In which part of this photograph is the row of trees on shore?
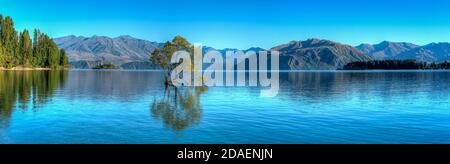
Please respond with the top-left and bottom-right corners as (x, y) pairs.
(0, 15), (69, 69)
(343, 60), (450, 70)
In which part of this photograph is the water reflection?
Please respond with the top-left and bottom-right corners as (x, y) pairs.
(150, 87), (208, 131)
(1, 70), (450, 143)
(62, 71), (164, 100)
(285, 71), (450, 100)
(0, 71), (68, 127)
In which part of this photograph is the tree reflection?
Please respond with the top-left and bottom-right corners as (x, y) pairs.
(150, 86), (208, 131)
(0, 71), (68, 127)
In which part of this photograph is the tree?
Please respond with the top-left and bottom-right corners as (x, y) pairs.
(32, 29), (40, 66)
(150, 42), (174, 84)
(31, 31), (61, 68)
(0, 15), (3, 67)
(0, 15), (66, 69)
(36, 32), (48, 67)
(59, 49), (69, 67)
(0, 16), (19, 66)
(0, 44), (5, 67)
(47, 39), (60, 68)
(19, 29), (33, 66)
(0, 14), (3, 44)
(150, 36), (193, 85)
(172, 35), (191, 50)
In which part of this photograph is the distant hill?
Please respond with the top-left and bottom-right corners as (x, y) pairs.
(396, 43), (450, 62)
(271, 39), (371, 70)
(55, 35), (161, 66)
(356, 41), (418, 60)
(356, 41), (450, 62)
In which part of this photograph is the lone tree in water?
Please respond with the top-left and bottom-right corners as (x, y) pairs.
(150, 36), (193, 86)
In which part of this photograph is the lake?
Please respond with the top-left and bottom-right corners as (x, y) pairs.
(1, 70), (450, 144)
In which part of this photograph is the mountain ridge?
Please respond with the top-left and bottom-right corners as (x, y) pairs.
(271, 39), (371, 70)
(54, 35), (161, 66)
(356, 41), (419, 60)
(356, 41), (450, 62)
(55, 35), (450, 69)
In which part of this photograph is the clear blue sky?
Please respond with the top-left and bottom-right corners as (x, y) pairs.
(1, 0), (450, 49)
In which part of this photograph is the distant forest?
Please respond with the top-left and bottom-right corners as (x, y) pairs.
(0, 15), (69, 69)
(343, 60), (450, 70)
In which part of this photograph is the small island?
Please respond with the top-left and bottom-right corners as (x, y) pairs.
(93, 63), (119, 69)
(0, 15), (69, 70)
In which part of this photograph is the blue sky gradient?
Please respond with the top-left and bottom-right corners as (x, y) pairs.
(1, 0), (450, 49)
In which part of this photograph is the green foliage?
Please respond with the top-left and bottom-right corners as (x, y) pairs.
(92, 63), (119, 69)
(0, 15), (68, 69)
(0, 16), (19, 66)
(172, 35), (191, 50)
(60, 49), (69, 67)
(0, 15), (2, 66)
(32, 29), (39, 66)
(150, 35), (193, 81)
(0, 44), (5, 67)
(19, 30), (33, 66)
(48, 39), (60, 68)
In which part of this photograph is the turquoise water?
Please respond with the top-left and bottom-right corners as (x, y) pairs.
(1, 70), (450, 144)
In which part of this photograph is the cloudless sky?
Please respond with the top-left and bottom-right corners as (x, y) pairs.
(1, 0), (450, 49)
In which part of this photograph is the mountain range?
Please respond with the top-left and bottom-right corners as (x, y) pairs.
(356, 41), (419, 60)
(55, 35), (450, 70)
(54, 35), (161, 68)
(272, 39), (371, 70)
(356, 41), (450, 62)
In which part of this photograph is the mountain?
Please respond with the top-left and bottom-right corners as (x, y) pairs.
(56, 35), (450, 70)
(55, 35), (161, 67)
(356, 41), (418, 60)
(396, 43), (450, 62)
(56, 35), (267, 69)
(271, 39), (371, 70)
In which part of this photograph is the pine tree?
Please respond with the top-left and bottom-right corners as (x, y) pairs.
(0, 14), (3, 45)
(0, 15), (3, 67)
(0, 15), (66, 69)
(0, 16), (19, 67)
(35, 31), (50, 67)
(48, 39), (60, 68)
(59, 49), (69, 67)
(32, 29), (40, 66)
(37, 34), (49, 67)
(19, 30), (33, 66)
(32, 33), (60, 68)
(0, 44), (4, 67)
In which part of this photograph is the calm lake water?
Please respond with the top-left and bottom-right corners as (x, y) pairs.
(1, 70), (449, 144)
